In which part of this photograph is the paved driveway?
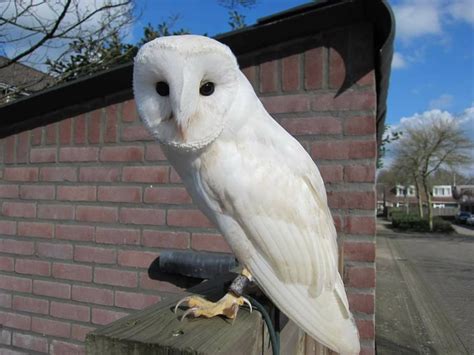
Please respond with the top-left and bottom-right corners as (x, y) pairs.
(376, 222), (474, 354)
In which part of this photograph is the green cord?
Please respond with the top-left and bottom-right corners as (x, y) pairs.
(244, 295), (280, 355)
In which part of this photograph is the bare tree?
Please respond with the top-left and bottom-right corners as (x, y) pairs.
(0, 0), (133, 101)
(393, 114), (473, 230)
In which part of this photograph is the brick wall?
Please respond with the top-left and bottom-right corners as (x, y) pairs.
(0, 23), (376, 354)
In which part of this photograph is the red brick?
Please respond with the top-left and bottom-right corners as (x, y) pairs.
(71, 324), (95, 341)
(94, 268), (137, 287)
(280, 117), (341, 135)
(344, 266), (375, 288)
(17, 131), (29, 163)
(122, 100), (138, 122)
(72, 285), (114, 306)
(344, 116), (376, 135)
(91, 308), (128, 325)
(312, 91), (376, 111)
(20, 185), (54, 200)
(119, 207), (165, 226)
(0, 256), (14, 271)
(0, 239), (34, 255)
(260, 60), (277, 93)
(51, 340), (85, 355)
(345, 216), (376, 235)
(327, 191), (375, 210)
(139, 272), (184, 293)
(311, 140), (376, 160)
(4, 136), (15, 164)
(344, 165), (375, 182)
(95, 227), (140, 245)
(36, 242), (73, 260)
(59, 147), (98, 162)
(356, 319), (375, 339)
(0, 292), (12, 308)
(122, 166), (169, 183)
(31, 127), (42, 146)
(318, 165), (343, 183)
(13, 332), (48, 353)
(329, 47), (346, 89)
(142, 230), (189, 249)
(99, 145), (144, 162)
(170, 168), (182, 183)
(305, 47), (323, 90)
(88, 109), (102, 144)
(3, 167), (38, 181)
(57, 186), (96, 201)
(32, 317), (70, 337)
(344, 242), (375, 262)
(74, 114), (87, 144)
(167, 209), (213, 228)
(0, 311), (31, 330)
(33, 280), (70, 299)
(347, 292), (374, 314)
(51, 301), (90, 322)
(79, 167), (120, 182)
(98, 186), (141, 203)
(145, 144), (166, 161)
(76, 206), (118, 223)
(357, 71), (375, 87)
(260, 95), (310, 114)
(0, 275), (32, 293)
(30, 148), (56, 163)
(52, 263), (92, 282)
(0, 185), (19, 198)
(40, 167), (77, 182)
(15, 258), (50, 276)
(192, 233), (232, 253)
(282, 54), (300, 91)
(105, 105), (118, 143)
(144, 187), (192, 205)
(38, 204), (74, 220)
(115, 291), (160, 310)
(118, 250), (157, 268)
(0, 220), (17, 235)
(59, 118), (72, 144)
(45, 123), (56, 145)
(56, 224), (94, 242)
(74, 245), (116, 264)
(242, 66), (257, 87)
(2, 201), (36, 218)
(13, 295), (49, 315)
(332, 214), (343, 233)
(122, 125), (153, 141)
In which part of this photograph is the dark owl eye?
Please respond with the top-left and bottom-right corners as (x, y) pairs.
(200, 82), (215, 96)
(156, 81), (169, 96)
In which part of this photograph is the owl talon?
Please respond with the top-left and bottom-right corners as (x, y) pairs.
(174, 296), (190, 314)
(174, 293), (250, 320)
(180, 307), (198, 321)
(242, 296), (252, 313)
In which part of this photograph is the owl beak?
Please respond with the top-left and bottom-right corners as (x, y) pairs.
(170, 72), (198, 141)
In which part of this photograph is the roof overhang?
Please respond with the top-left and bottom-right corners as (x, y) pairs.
(0, 0), (394, 141)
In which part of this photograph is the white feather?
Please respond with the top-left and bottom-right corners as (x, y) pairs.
(134, 35), (360, 355)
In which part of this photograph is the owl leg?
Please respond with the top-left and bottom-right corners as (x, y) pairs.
(175, 268), (253, 320)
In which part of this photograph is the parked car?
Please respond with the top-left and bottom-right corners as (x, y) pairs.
(455, 211), (472, 224)
(466, 216), (474, 226)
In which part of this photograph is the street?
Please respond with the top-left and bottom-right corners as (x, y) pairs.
(376, 221), (474, 354)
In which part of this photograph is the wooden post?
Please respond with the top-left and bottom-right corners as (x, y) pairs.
(86, 275), (305, 354)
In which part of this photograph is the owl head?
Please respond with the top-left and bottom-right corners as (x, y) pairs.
(133, 35), (242, 151)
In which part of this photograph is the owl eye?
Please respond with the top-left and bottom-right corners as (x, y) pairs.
(200, 82), (215, 96)
(156, 81), (169, 96)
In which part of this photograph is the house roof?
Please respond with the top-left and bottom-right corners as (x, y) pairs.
(0, 56), (55, 92)
(0, 0), (394, 140)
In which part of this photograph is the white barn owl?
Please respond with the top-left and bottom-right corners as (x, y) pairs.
(133, 35), (360, 355)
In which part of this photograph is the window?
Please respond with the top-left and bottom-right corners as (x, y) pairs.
(433, 186), (452, 197)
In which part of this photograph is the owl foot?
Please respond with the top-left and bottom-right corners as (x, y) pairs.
(174, 292), (252, 321)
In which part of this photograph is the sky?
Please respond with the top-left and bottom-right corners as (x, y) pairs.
(132, 0), (474, 173)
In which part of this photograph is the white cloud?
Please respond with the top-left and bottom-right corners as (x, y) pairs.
(392, 52), (407, 69)
(429, 94), (454, 109)
(446, 0), (474, 25)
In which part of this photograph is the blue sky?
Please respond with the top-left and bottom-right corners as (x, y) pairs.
(132, 0), (474, 171)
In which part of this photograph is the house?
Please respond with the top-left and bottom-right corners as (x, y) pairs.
(0, 57), (54, 104)
(0, 1), (394, 353)
(453, 185), (474, 213)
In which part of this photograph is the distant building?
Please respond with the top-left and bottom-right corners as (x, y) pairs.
(0, 56), (54, 104)
(453, 185), (474, 213)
